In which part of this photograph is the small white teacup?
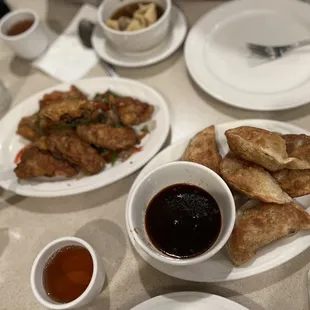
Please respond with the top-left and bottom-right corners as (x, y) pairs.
(0, 8), (48, 60)
(30, 237), (105, 309)
(98, 0), (172, 53)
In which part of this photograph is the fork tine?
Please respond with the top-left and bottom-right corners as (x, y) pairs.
(247, 43), (276, 58)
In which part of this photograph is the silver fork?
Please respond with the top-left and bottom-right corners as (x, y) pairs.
(247, 38), (310, 59)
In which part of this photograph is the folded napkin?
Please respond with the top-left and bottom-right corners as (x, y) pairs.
(33, 4), (98, 83)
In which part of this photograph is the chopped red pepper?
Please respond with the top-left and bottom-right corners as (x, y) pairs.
(14, 144), (32, 164)
(90, 101), (110, 111)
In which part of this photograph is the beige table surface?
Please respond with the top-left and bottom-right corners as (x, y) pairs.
(1, 0), (310, 309)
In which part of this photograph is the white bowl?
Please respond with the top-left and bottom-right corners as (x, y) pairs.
(98, 0), (171, 53)
(30, 237), (105, 309)
(126, 161), (235, 266)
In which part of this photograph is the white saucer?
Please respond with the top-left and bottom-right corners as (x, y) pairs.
(92, 5), (187, 68)
(130, 292), (248, 310)
(185, 0), (310, 111)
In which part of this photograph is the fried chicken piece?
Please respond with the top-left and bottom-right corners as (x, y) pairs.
(181, 125), (222, 174)
(36, 132), (105, 175)
(220, 152), (292, 204)
(117, 97), (154, 126)
(16, 114), (40, 142)
(14, 146), (78, 179)
(39, 100), (96, 124)
(77, 124), (137, 151)
(39, 86), (87, 108)
(227, 200), (310, 266)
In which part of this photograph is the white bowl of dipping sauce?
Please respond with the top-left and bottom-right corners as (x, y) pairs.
(126, 161), (235, 266)
(98, 0), (172, 53)
(30, 237), (105, 309)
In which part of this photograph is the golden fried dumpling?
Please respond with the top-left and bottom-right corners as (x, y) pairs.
(220, 153), (291, 204)
(181, 125), (222, 174)
(134, 3), (157, 26)
(227, 200), (310, 266)
(272, 169), (310, 197)
(282, 134), (310, 169)
(225, 126), (290, 171)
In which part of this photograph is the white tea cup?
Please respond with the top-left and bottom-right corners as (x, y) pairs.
(0, 8), (48, 60)
(30, 237), (105, 309)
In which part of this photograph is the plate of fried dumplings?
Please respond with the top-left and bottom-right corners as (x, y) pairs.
(128, 119), (310, 282)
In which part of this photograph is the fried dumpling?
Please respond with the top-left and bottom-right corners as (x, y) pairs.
(272, 169), (310, 197)
(227, 200), (310, 266)
(181, 125), (222, 174)
(282, 134), (310, 169)
(225, 126), (290, 171)
(220, 153), (291, 204)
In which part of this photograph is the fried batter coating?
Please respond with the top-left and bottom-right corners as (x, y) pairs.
(77, 124), (137, 151)
(39, 86), (87, 108)
(117, 97), (154, 126)
(39, 100), (96, 124)
(16, 114), (40, 142)
(36, 132), (105, 175)
(14, 147), (78, 179)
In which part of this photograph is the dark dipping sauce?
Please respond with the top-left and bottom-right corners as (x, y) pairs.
(43, 245), (93, 303)
(7, 19), (34, 36)
(111, 2), (164, 21)
(145, 184), (221, 258)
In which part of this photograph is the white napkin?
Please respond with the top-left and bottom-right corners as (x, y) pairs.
(33, 4), (98, 83)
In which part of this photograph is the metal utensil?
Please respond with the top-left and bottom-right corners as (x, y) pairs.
(78, 19), (119, 77)
(247, 38), (310, 59)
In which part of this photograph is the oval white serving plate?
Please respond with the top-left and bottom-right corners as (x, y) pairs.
(0, 77), (170, 197)
(130, 291), (248, 310)
(126, 119), (310, 282)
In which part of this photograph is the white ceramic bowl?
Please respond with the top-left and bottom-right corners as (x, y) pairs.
(0, 8), (48, 59)
(30, 237), (105, 309)
(126, 161), (235, 266)
(98, 0), (171, 53)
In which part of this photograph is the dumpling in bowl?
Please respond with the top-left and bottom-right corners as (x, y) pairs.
(134, 3), (158, 26)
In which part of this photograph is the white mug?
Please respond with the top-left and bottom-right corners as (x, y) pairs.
(0, 8), (48, 60)
(30, 237), (105, 309)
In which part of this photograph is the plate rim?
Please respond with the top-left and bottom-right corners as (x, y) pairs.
(130, 291), (249, 310)
(184, 0), (310, 111)
(0, 76), (170, 197)
(91, 5), (188, 68)
(126, 119), (310, 282)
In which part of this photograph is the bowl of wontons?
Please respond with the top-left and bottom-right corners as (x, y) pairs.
(98, 0), (171, 52)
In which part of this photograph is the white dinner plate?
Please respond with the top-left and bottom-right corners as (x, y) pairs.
(130, 292), (248, 310)
(126, 119), (310, 282)
(0, 77), (170, 197)
(185, 0), (310, 111)
(92, 5), (187, 68)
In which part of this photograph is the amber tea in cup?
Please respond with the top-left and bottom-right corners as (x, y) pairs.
(43, 245), (93, 303)
(6, 19), (34, 36)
